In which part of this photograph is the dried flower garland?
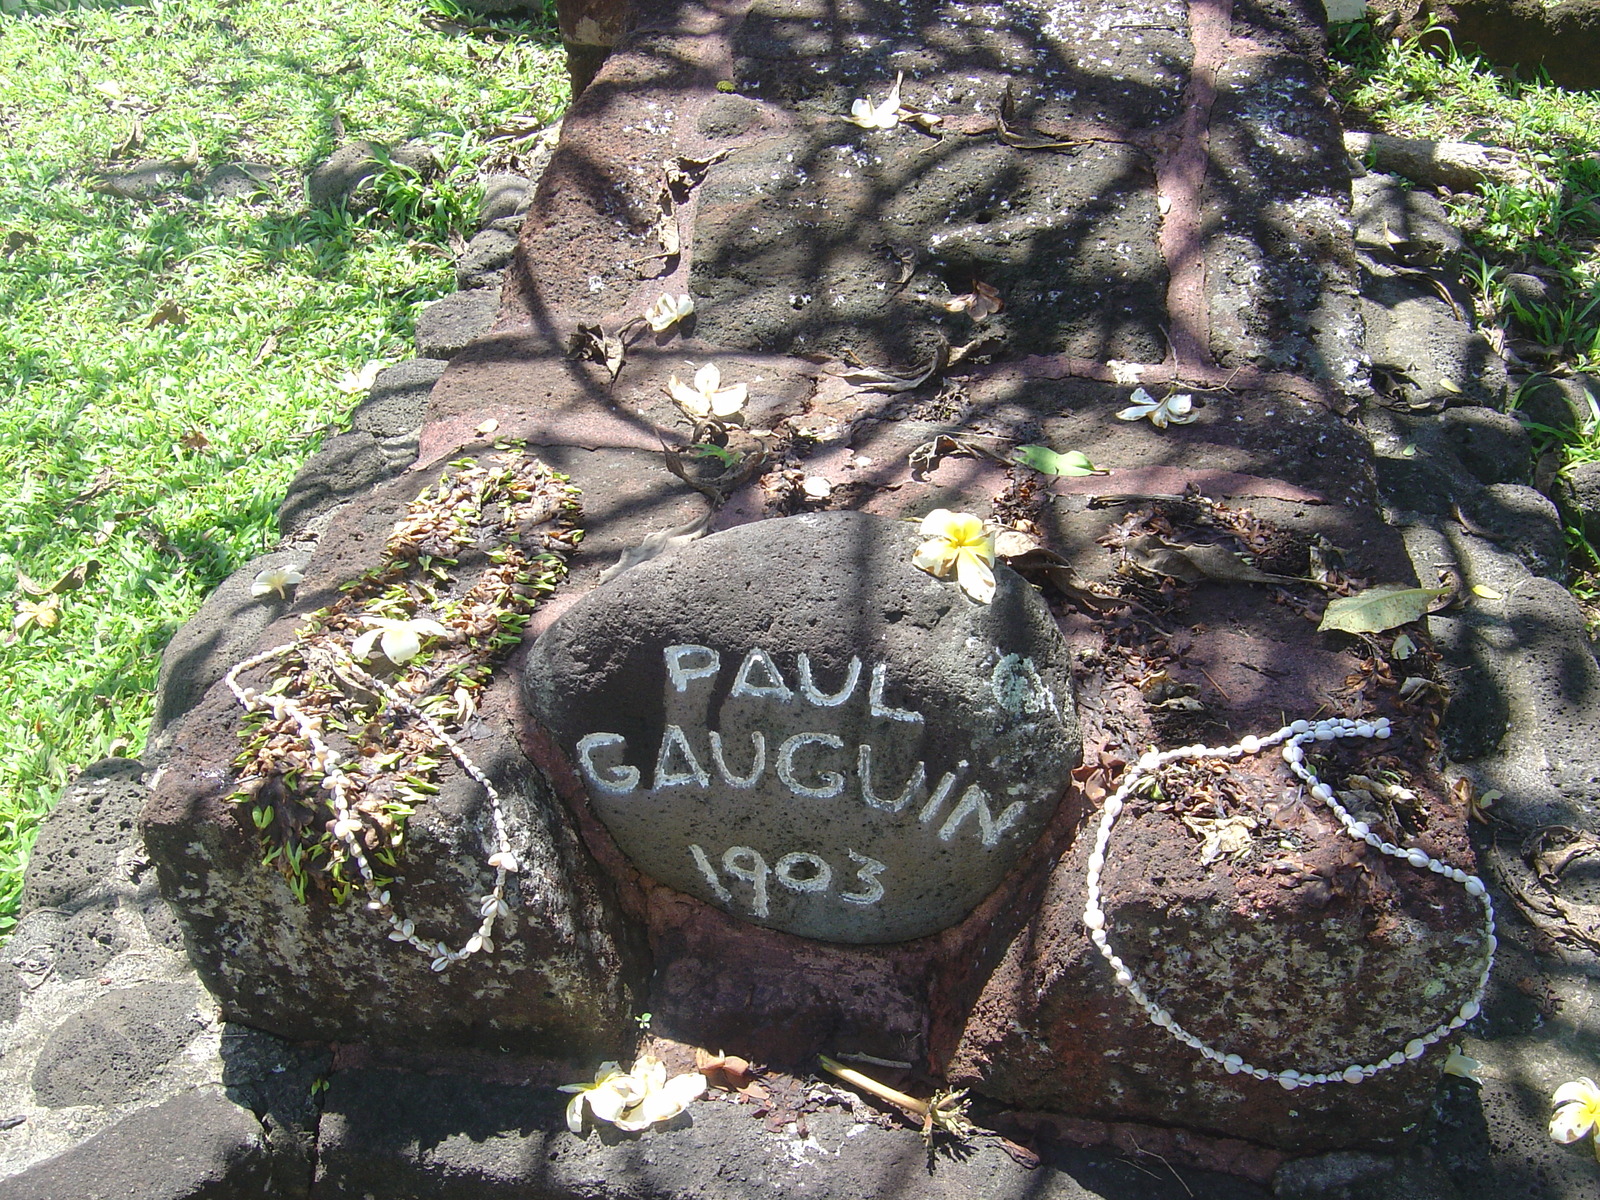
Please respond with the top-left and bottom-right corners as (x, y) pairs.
(225, 450), (580, 969)
(1086, 716), (1495, 1089)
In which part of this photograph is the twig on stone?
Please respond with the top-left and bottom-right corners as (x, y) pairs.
(818, 1055), (975, 1145)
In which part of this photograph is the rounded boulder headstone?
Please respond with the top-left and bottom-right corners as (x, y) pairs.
(523, 511), (1080, 943)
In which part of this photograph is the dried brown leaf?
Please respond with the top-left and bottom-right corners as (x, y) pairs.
(147, 300), (187, 328)
(1128, 536), (1301, 586)
(48, 560), (100, 594)
(567, 324), (626, 383)
(835, 342), (948, 393)
(998, 81), (1081, 150)
(2, 230), (39, 257)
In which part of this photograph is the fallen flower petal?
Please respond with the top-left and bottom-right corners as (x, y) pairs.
(251, 565), (304, 601)
(353, 615), (448, 665)
(621, 1069), (708, 1131)
(644, 293), (695, 332)
(379, 624), (422, 664)
(1116, 386), (1197, 429)
(561, 1056), (706, 1134)
(667, 362), (747, 421)
(848, 71), (903, 130)
(1550, 1077), (1600, 1148)
(560, 1062), (630, 1134)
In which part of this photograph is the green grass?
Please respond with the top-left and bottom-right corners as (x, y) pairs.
(0, 0), (566, 933)
(1329, 18), (1600, 610)
(1330, 18), (1600, 361)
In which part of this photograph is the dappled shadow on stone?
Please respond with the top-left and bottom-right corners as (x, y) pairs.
(129, 0), (1542, 1185)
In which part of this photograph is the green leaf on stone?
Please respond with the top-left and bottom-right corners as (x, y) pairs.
(1317, 584), (1451, 635)
(1012, 445), (1099, 476)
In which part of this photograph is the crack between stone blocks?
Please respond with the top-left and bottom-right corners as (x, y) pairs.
(300, 1084), (326, 1200)
(1155, 0), (1234, 375)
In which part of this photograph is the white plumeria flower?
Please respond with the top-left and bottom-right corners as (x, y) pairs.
(644, 293), (694, 332)
(1550, 1077), (1600, 1158)
(488, 850), (520, 873)
(251, 564), (303, 601)
(559, 1055), (708, 1134)
(667, 363), (747, 422)
(1116, 386), (1198, 429)
(912, 509), (996, 605)
(848, 71), (903, 130)
(351, 615), (448, 665)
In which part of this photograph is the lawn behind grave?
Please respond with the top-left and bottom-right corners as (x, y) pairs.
(0, 0), (566, 933)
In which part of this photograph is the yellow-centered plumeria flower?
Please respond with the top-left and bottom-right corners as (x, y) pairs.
(559, 1054), (708, 1134)
(644, 293), (695, 332)
(848, 71), (903, 130)
(1116, 386), (1197, 429)
(912, 509), (996, 604)
(251, 565), (303, 601)
(668, 363), (747, 422)
(11, 594), (60, 634)
(351, 615), (449, 665)
(1550, 1077), (1600, 1158)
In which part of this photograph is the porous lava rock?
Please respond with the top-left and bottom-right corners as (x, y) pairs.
(690, 134), (1167, 371)
(30, 980), (208, 1109)
(523, 510), (1080, 943)
(305, 139), (439, 210)
(414, 287), (502, 360)
(947, 762), (1488, 1152)
(0, 1089), (277, 1200)
(141, 457), (646, 1057)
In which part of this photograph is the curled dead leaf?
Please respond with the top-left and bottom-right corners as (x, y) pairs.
(48, 560), (101, 594)
(1127, 535), (1300, 586)
(567, 324), (626, 383)
(943, 280), (1004, 321)
(997, 81), (1081, 150)
(834, 342), (947, 393)
(147, 300), (187, 328)
(3, 230), (40, 257)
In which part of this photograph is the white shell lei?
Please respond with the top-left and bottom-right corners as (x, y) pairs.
(1084, 716), (1495, 1090)
(225, 642), (516, 972)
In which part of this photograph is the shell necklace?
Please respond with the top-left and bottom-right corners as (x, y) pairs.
(1085, 716), (1494, 1089)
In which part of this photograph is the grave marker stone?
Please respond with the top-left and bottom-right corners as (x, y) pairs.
(525, 511), (1080, 941)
